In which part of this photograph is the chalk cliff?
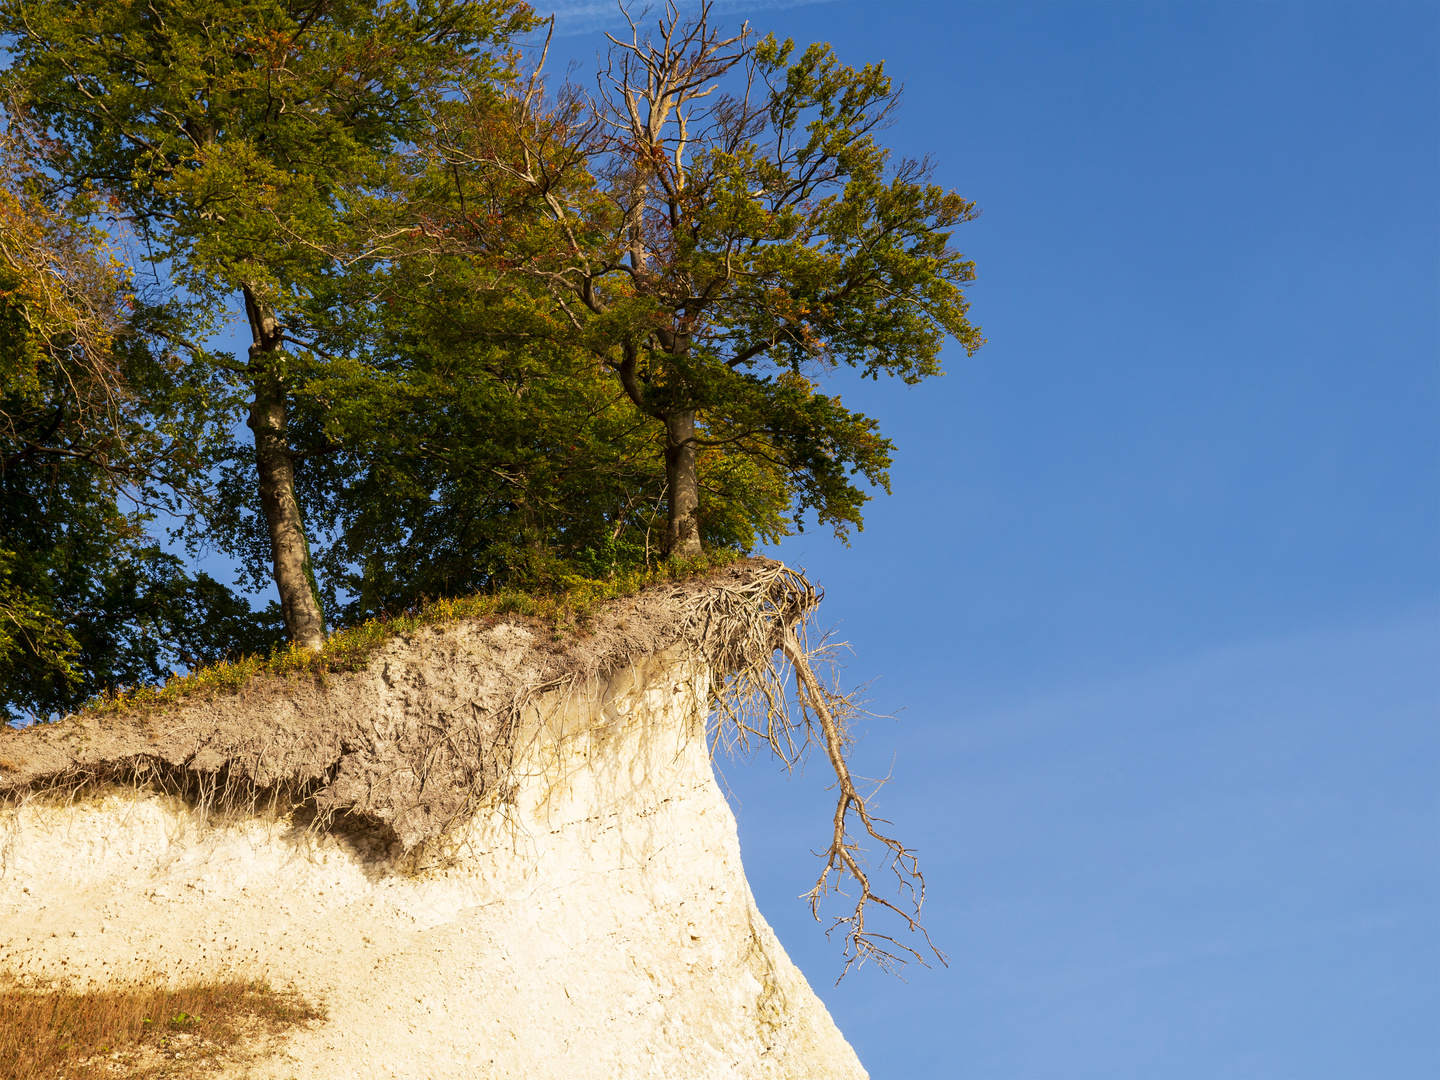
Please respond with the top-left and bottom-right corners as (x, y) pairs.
(0, 562), (866, 1079)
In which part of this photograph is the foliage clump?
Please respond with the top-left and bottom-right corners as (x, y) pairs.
(0, 111), (259, 724)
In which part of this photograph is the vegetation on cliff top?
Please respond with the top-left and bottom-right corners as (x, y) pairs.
(0, 0), (980, 723)
(85, 550), (738, 719)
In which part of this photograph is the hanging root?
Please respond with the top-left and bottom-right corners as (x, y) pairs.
(783, 626), (946, 980)
(692, 562), (946, 980)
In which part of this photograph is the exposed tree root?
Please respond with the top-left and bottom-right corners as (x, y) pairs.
(695, 563), (944, 979)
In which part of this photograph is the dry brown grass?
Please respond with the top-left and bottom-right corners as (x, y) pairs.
(0, 977), (322, 1079)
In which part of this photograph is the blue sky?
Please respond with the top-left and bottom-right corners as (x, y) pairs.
(539, 2), (1438, 1078)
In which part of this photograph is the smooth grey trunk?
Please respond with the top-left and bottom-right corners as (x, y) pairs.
(663, 410), (703, 558)
(244, 287), (326, 651)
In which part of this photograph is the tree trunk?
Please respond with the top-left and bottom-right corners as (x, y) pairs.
(244, 287), (326, 651)
(663, 410), (703, 559)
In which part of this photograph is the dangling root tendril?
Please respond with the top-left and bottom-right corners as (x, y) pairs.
(691, 562), (946, 980)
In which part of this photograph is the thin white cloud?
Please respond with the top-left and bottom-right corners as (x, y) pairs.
(950, 604), (1440, 750)
(541, 0), (837, 38)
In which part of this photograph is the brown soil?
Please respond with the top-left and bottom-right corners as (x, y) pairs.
(0, 559), (810, 854)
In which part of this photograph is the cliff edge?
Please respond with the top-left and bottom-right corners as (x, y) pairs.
(0, 561), (867, 1079)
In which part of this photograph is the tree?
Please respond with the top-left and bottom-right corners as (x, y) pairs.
(0, 0), (533, 647)
(252, 294), (679, 620)
(0, 113), (273, 722)
(284, 182), (795, 616)
(419, 1), (983, 557)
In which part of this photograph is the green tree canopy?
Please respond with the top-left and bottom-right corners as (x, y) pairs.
(0, 115), (272, 722)
(1, 0), (534, 648)
(396, 3), (983, 558)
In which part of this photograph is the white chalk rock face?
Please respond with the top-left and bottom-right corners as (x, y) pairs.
(0, 644), (867, 1080)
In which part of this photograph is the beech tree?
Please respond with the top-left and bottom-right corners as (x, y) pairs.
(289, 200), (795, 616)
(0, 114), (268, 721)
(0, 0), (532, 648)
(419, 2), (983, 556)
(260, 297), (681, 620)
